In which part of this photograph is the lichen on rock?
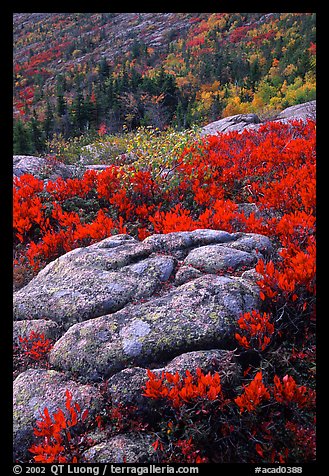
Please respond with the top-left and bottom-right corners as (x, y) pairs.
(13, 228), (276, 462)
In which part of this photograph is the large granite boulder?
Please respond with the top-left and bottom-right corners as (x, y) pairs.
(13, 228), (275, 462)
(201, 100), (316, 136)
(14, 230), (271, 330)
(48, 273), (259, 380)
(201, 113), (260, 136)
(13, 235), (175, 328)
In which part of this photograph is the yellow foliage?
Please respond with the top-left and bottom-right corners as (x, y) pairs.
(222, 96), (251, 117)
(250, 95), (265, 111)
(72, 49), (82, 58)
(269, 96), (283, 108)
(281, 76), (316, 105)
(280, 80), (288, 95)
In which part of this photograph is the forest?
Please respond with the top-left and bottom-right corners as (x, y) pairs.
(13, 13), (316, 155)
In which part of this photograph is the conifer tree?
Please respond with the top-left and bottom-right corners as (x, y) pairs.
(13, 119), (32, 155)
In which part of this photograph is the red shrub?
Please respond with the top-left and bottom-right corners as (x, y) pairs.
(29, 390), (89, 463)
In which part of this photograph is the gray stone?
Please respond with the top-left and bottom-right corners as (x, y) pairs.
(201, 113), (260, 136)
(164, 349), (240, 387)
(108, 367), (149, 409)
(13, 155), (74, 181)
(183, 232), (272, 276)
(241, 268), (264, 283)
(49, 273), (260, 380)
(82, 433), (155, 463)
(13, 369), (103, 461)
(13, 229), (277, 462)
(144, 229), (234, 252)
(200, 100), (316, 137)
(189, 228), (235, 246)
(184, 244), (258, 274)
(13, 319), (61, 345)
(174, 265), (203, 286)
(14, 230), (268, 329)
(143, 232), (195, 260)
(275, 100), (316, 122)
(225, 232), (273, 256)
(13, 237), (175, 328)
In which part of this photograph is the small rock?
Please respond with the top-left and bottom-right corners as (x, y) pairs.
(13, 155), (74, 181)
(184, 244), (258, 274)
(225, 232), (273, 256)
(174, 265), (202, 286)
(13, 369), (103, 461)
(13, 319), (61, 345)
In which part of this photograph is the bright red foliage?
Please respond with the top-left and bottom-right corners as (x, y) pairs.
(17, 331), (53, 362)
(13, 121), (316, 302)
(234, 371), (270, 413)
(13, 119), (316, 465)
(235, 310), (274, 351)
(29, 389), (88, 463)
(143, 367), (222, 409)
(273, 375), (315, 408)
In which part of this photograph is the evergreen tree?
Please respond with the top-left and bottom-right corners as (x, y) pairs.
(105, 75), (114, 109)
(83, 94), (97, 131)
(249, 57), (262, 90)
(200, 56), (213, 82)
(43, 100), (54, 140)
(28, 110), (45, 154)
(175, 101), (186, 130)
(156, 68), (178, 119)
(210, 94), (223, 121)
(13, 119), (32, 155)
(70, 87), (85, 134)
(98, 57), (110, 80)
(56, 93), (66, 117)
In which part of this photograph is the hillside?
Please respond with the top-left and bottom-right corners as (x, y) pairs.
(13, 12), (316, 155)
(12, 13), (317, 467)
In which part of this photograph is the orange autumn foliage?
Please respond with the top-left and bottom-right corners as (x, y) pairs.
(234, 371), (270, 413)
(143, 367), (222, 408)
(273, 375), (315, 408)
(29, 390), (88, 463)
(235, 310), (274, 351)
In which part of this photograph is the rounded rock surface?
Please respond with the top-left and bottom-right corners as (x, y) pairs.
(13, 369), (103, 461)
(83, 432), (155, 463)
(184, 244), (258, 274)
(13, 319), (61, 345)
(49, 274), (259, 380)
